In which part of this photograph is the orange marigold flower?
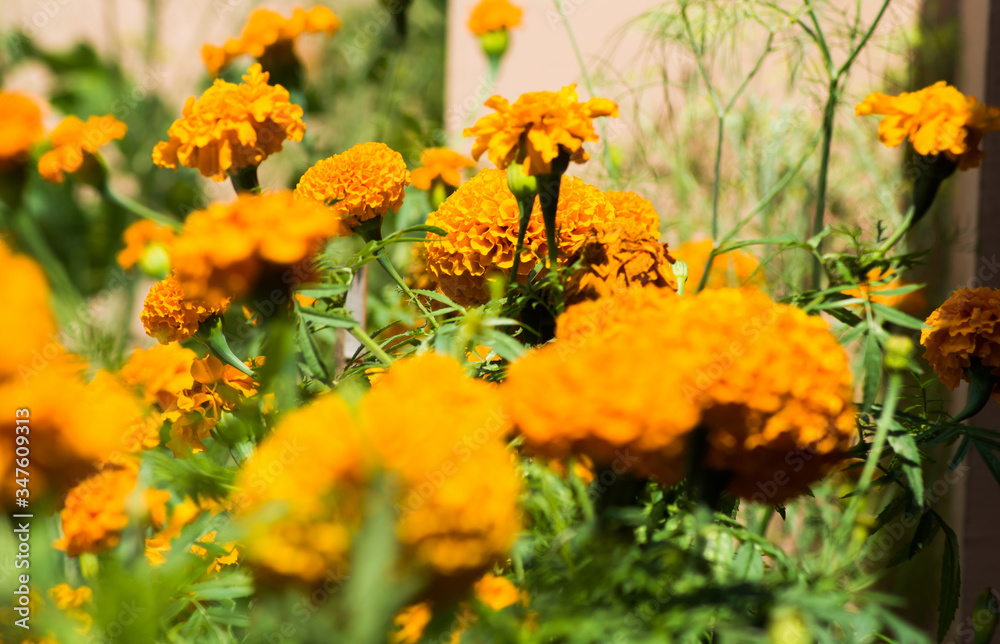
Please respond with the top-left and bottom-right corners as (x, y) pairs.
(141, 274), (228, 344)
(473, 573), (521, 610)
(117, 220), (176, 271)
(921, 287), (1000, 397)
(38, 114), (126, 183)
(604, 190), (661, 237)
(674, 238), (766, 290)
(0, 368), (145, 505)
(0, 239), (57, 383)
(424, 168), (616, 305)
(55, 457), (136, 555)
(0, 91), (44, 168)
(464, 85), (618, 176)
(120, 344), (197, 409)
(468, 0), (523, 35)
(202, 6), (341, 76)
(153, 64), (305, 181)
(170, 191), (344, 309)
(294, 141), (411, 231)
(410, 147), (476, 190)
(504, 288), (855, 501)
(856, 81), (1000, 170)
(362, 353), (521, 589)
(841, 267), (926, 316)
(161, 355), (260, 456)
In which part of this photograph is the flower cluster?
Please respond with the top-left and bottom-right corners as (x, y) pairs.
(464, 85), (618, 175)
(38, 114), (127, 183)
(202, 6), (341, 76)
(153, 64), (305, 181)
(856, 81), (1000, 170)
(921, 287), (1000, 398)
(294, 141), (411, 231)
(0, 91), (43, 168)
(140, 275), (229, 344)
(424, 168), (615, 305)
(468, 0), (523, 35)
(504, 287), (855, 501)
(170, 191), (344, 309)
(238, 353), (520, 593)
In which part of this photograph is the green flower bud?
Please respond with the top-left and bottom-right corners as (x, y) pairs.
(506, 162), (538, 201)
(671, 259), (689, 296)
(479, 28), (510, 59)
(884, 334), (914, 371)
(137, 242), (171, 280)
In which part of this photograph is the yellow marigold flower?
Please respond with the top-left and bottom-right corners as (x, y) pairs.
(202, 6), (341, 76)
(0, 368), (144, 504)
(468, 0), (522, 35)
(38, 115), (126, 183)
(117, 220), (175, 271)
(0, 91), (44, 168)
(363, 353), (521, 587)
(170, 191), (343, 309)
(856, 81), (1000, 170)
(237, 394), (366, 584)
(141, 274), (227, 344)
(840, 267), (926, 316)
(294, 141), (411, 231)
(120, 344), (197, 408)
(0, 239), (57, 383)
(162, 355), (259, 456)
(674, 238), (765, 290)
(411, 147), (476, 190)
(505, 288), (855, 501)
(153, 64), (305, 181)
(424, 168), (616, 305)
(48, 584), (92, 633)
(604, 190), (661, 237)
(464, 85), (618, 176)
(921, 287), (1000, 396)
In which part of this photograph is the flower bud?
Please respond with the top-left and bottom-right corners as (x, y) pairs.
(479, 28), (510, 60)
(506, 162), (538, 201)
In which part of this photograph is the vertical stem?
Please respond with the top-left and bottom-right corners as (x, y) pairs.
(811, 79), (839, 290)
(230, 165), (260, 195)
(349, 326), (394, 367)
(509, 193), (535, 285)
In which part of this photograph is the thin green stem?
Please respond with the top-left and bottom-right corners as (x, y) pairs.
(875, 205), (915, 257)
(103, 186), (182, 229)
(375, 249), (440, 330)
(802, 0), (834, 73)
(810, 78), (839, 290)
(509, 194), (535, 286)
(837, 0), (892, 78)
(349, 325), (393, 367)
(710, 118), (725, 241)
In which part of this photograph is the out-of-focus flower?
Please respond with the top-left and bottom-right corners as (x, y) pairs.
(140, 275), (229, 344)
(0, 239), (57, 383)
(673, 238), (765, 290)
(473, 573), (521, 610)
(38, 115), (126, 183)
(119, 344), (198, 409)
(504, 288), (855, 502)
(153, 64), (305, 181)
(294, 141), (410, 231)
(468, 0), (522, 35)
(424, 168), (615, 305)
(170, 191), (343, 309)
(921, 287), (1000, 399)
(202, 6), (341, 77)
(0, 91), (44, 168)
(362, 353), (520, 590)
(117, 220), (176, 273)
(840, 267), (926, 315)
(48, 584), (92, 633)
(856, 81), (1000, 170)
(464, 85), (617, 176)
(410, 147), (475, 191)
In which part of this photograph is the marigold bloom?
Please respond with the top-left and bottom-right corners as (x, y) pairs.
(0, 240), (57, 382)
(294, 142), (411, 230)
(856, 81), (1000, 170)
(464, 85), (618, 175)
(674, 238), (766, 290)
(141, 274), (227, 344)
(202, 6), (341, 76)
(120, 344), (198, 408)
(425, 168), (615, 305)
(0, 368), (145, 504)
(362, 353), (521, 587)
(410, 148), (475, 190)
(0, 91), (44, 168)
(38, 115), (126, 183)
(841, 267), (926, 315)
(468, 0), (522, 35)
(117, 220), (176, 271)
(153, 64), (305, 181)
(505, 288), (855, 501)
(921, 287), (1000, 398)
(473, 573), (521, 610)
(170, 191), (344, 308)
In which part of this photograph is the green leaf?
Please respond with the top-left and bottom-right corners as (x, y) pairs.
(297, 307), (359, 329)
(933, 510), (961, 642)
(973, 587), (998, 644)
(870, 283), (926, 297)
(906, 509), (938, 560)
(188, 572), (255, 601)
(396, 224), (447, 237)
(871, 303), (929, 330)
(295, 283), (351, 298)
(297, 318), (330, 382)
(715, 233), (798, 254)
(974, 441), (1000, 489)
(887, 428), (924, 505)
(862, 331), (882, 410)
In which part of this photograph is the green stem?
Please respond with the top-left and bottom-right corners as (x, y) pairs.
(349, 326), (393, 367)
(875, 205), (915, 257)
(375, 248), (440, 330)
(509, 193), (535, 286)
(810, 78), (839, 290)
(537, 173), (563, 272)
(230, 165), (260, 194)
(103, 186), (182, 230)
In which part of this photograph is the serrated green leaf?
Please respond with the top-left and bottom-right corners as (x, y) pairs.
(887, 428), (924, 505)
(297, 307), (359, 328)
(297, 317), (330, 382)
(974, 441), (1000, 490)
(863, 331), (882, 410)
(934, 510), (961, 641)
(870, 303), (929, 330)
